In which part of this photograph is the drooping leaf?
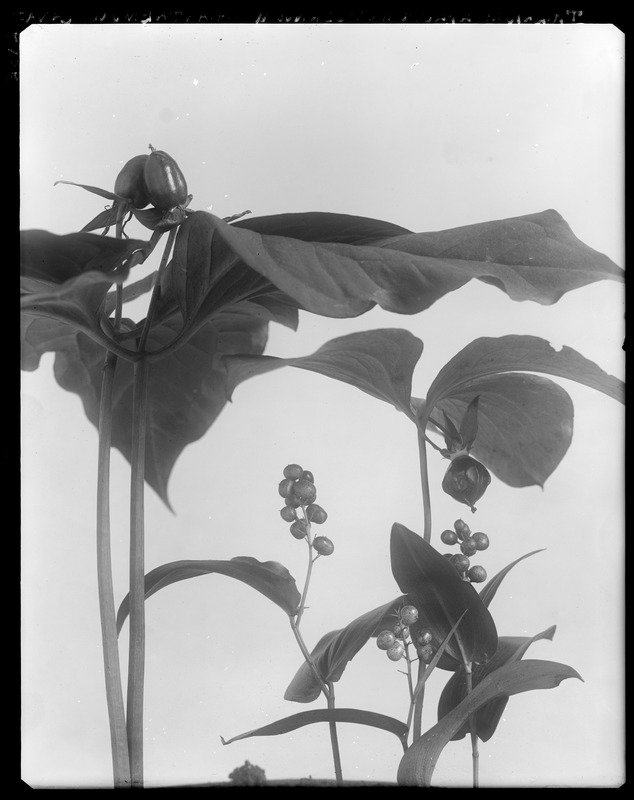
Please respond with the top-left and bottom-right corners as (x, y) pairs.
(80, 206), (123, 233)
(52, 312), (268, 506)
(54, 179), (119, 202)
(223, 328), (423, 416)
(284, 598), (400, 703)
(397, 659), (582, 786)
(200, 209), (622, 319)
(220, 708), (408, 746)
(437, 625), (557, 742)
(390, 524), (497, 669)
(116, 556), (301, 633)
(479, 549), (546, 609)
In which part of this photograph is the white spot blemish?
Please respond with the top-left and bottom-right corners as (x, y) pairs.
(410, 62), (420, 69)
(193, 78), (199, 86)
(496, 128), (500, 133)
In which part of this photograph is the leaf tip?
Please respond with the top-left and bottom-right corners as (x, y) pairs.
(220, 735), (228, 746)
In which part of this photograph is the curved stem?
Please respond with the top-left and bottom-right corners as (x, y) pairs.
(412, 660), (426, 742)
(417, 429), (432, 543)
(126, 359), (150, 787)
(96, 349), (131, 787)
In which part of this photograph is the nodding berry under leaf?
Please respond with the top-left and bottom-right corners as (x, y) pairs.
(143, 145), (189, 211)
(472, 532), (490, 551)
(460, 537), (478, 557)
(283, 464), (304, 480)
(417, 644), (436, 663)
(312, 536), (334, 556)
(452, 554), (470, 574)
(114, 154), (151, 209)
(400, 605), (419, 625)
(440, 529), (458, 546)
(280, 506), (297, 523)
(468, 565), (488, 583)
(376, 630), (397, 650)
(442, 455), (491, 512)
(293, 479), (317, 504)
(306, 504), (327, 524)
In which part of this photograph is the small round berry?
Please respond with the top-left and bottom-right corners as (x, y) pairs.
(416, 630), (433, 646)
(278, 478), (296, 498)
(454, 519), (471, 540)
(290, 520), (309, 539)
(392, 623), (406, 638)
(306, 504), (328, 524)
(313, 536), (334, 556)
(443, 552), (454, 560)
(284, 494), (302, 508)
(467, 565), (487, 583)
(472, 532), (490, 551)
(293, 479), (317, 504)
(417, 644), (436, 663)
(376, 630), (396, 650)
(300, 470), (315, 483)
(283, 464), (303, 479)
(460, 537), (478, 557)
(452, 554), (470, 574)
(440, 529), (458, 546)
(280, 506), (297, 523)
(386, 642), (405, 661)
(400, 605), (419, 625)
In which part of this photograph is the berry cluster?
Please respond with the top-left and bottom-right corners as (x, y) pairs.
(376, 605), (437, 665)
(278, 464), (333, 556)
(440, 519), (489, 583)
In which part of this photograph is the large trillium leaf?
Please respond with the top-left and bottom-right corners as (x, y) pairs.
(52, 313), (268, 507)
(116, 557), (301, 633)
(223, 328), (423, 417)
(390, 524), (497, 669)
(284, 598), (401, 703)
(437, 625), (557, 743)
(397, 659), (582, 786)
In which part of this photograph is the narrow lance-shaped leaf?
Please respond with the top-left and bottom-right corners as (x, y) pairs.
(116, 556), (301, 634)
(223, 328), (423, 417)
(397, 659), (583, 786)
(220, 708), (408, 747)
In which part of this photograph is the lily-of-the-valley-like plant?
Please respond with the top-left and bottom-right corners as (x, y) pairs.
(20, 146), (624, 787)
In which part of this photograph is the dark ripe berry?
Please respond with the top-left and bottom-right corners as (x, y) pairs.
(283, 464), (303, 480)
(280, 506), (297, 523)
(290, 520), (308, 539)
(284, 494), (302, 508)
(443, 552), (454, 560)
(417, 644), (436, 663)
(460, 537), (478, 557)
(440, 529), (458, 546)
(143, 145), (188, 210)
(306, 504), (328, 524)
(454, 519), (471, 540)
(472, 532), (490, 551)
(278, 478), (296, 498)
(417, 630), (433, 646)
(442, 456), (491, 512)
(114, 154), (151, 208)
(386, 642), (405, 661)
(293, 479), (317, 504)
(312, 536), (334, 556)
(300, 470), (315, 483)
(452, 554), (470, 574)
(400, 605), (419, 625)
(376, 630), (396, 650)
(468, 565), (487, 583)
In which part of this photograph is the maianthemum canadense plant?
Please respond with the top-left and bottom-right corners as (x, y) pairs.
(21, 145), (624, 788)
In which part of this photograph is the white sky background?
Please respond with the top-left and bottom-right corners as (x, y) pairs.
(20, 24), (624, 788)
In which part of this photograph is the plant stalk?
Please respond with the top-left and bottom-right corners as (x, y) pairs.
(417, 428), (432, 543)
(96, 349), (131, 788)
(465, 664), (480, 788)
(126, 358), (150, 787)
(326, 682), (344, 785)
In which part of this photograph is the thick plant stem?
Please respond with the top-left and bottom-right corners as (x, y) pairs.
(412, 660), (426, 741)
(126, 359), (150, 788)
(97, 350), (131, 788)
(465, 665), (480, 788)
(326, 683), (344, 786)
(417, 428), (432, 543)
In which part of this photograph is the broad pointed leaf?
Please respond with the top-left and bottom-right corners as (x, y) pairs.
(220, 708), (408, 746)
(284, 598), (400, 703)
(223, 329), (423, 416)
(116, 556), (301, 633)
(479, 549), (545, 609)
(390, 524), (497, 669)
(397, 659), (582, 786)
(438, 625), (557, 742)
(54, 179), (120, 202)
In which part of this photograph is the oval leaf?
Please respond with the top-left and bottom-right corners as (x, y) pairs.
(479, 549), (545, 609)
(116, 556), (301, 633)
(390, 524), (498, 669)
(221, 708), (408, 746)
(284, 598), (400, 703)
(397, 659), (583, 786)
(223, 328), (423, 417)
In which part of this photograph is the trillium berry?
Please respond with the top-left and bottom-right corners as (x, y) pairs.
(442, 455), (491, 512)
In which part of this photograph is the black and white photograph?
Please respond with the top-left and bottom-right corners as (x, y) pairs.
(20, 19), (624, 788)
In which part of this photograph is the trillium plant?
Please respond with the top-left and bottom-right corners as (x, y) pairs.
(21, 146), (624, 788)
